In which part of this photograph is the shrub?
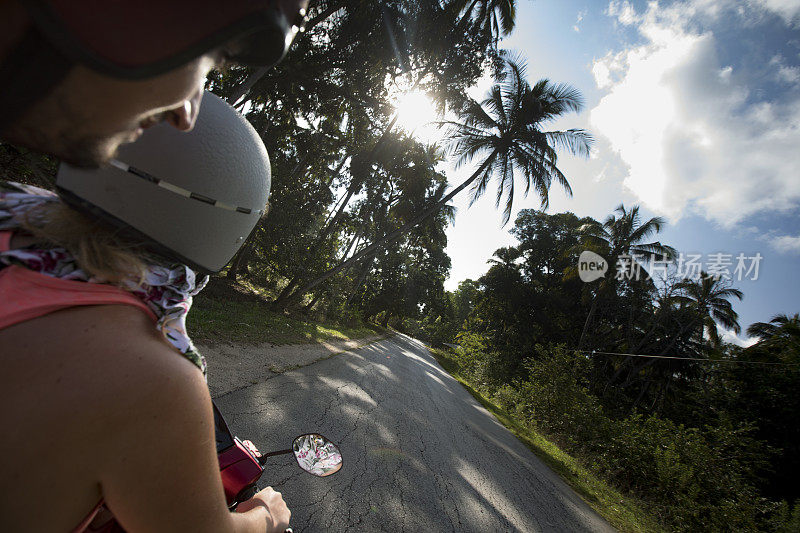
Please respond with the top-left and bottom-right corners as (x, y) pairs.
(455, 342), (777, 531)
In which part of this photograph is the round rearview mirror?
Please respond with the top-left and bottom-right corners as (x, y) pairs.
(292, 434), (343, 477)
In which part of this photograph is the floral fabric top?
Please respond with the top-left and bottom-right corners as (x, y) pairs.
(0, 181), (208, 377)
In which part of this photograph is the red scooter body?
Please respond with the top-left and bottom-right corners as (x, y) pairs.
(218, 437), (264, 505)
(213, 403), (265, 506)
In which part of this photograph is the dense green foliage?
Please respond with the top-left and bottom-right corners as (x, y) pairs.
(201, 0), (589, 321)
(418, 207), (800, 531)
(200, 1), (478, 315)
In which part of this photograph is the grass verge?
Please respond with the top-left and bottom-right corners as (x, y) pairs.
(430, 347), (663, 533)
(188, 278), (385, 345)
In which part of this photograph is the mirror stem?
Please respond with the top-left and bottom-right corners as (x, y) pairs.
(258, 449), (293, 466)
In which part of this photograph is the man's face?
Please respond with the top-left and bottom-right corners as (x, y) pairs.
(2, 53), (220, 168)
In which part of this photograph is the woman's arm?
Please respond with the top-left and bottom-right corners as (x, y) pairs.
(76, 305), (288, 532)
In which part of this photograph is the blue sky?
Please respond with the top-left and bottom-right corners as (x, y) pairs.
(440, 0), (800, 343)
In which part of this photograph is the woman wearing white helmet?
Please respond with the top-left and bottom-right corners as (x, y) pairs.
(0, 93), (289, 532)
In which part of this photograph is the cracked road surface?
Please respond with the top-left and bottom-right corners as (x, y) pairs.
(215, 334), (616, 532)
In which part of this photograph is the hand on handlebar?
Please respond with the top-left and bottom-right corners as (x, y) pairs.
(236, 486), (291, 533)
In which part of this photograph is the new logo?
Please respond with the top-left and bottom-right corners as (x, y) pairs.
(578, 251), (608, 282)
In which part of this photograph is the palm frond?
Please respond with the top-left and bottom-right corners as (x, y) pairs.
(544, 129), (594, 158)
(541, 81), (586, 116)
(630, 242), (677, 260)
(746, 321), (778, 339)
(629, 216), (667, 243)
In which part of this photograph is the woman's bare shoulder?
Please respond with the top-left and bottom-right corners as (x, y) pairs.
(1, 303), (206, 416)
(0, 304), (213, 529)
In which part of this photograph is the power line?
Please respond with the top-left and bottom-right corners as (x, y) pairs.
(576, 349), (799, 367)
(445, 344), (798, 367)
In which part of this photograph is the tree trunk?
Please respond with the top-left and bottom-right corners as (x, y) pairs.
(345, 254), (375, 308)
(620, 357), (656, 389)
(306, 0), (346, 33)
(298, 114), (399, 270)
(272, 277), (300, 307)
(277, 152), (498, 308)
(304, 292), (324, 312)
(271, 186), (360, 308)
(606, 317), (697, 391)
(271, 119), (412, 310)
(316, 160), (365, 243)
(578, 291), (600, 349)
(226, 238), (254, 281)
(324, 154), (349, 188)
(227, 66), (270, 106)
(631, 378), (653, 411)
(341, 228), (363, 261)
(653, 373), (672, 414)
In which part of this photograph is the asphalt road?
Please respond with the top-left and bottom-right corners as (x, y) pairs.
(215, 333), (616, 533)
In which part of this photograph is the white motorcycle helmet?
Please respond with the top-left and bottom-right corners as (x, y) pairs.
(56, 91), (270, 273)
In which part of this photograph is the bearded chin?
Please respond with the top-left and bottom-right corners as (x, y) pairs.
(58, 134), (120, 169)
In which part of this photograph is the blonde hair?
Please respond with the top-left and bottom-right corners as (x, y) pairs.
(20, 201), (150, 286)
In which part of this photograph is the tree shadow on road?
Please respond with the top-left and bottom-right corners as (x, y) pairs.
(215, 333), (613, 532)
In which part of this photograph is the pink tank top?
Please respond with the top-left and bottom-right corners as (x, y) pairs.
(0, 230), (158, 330)
(0, 230), (154, 532)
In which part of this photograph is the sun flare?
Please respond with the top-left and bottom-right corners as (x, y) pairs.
(392, 90), (442, 143)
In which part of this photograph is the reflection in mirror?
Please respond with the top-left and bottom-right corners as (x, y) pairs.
(292, 434), (343, 477)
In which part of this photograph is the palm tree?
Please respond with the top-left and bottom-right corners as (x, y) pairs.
(451, 0), (517, 43)
(675, 274), (743, 347)
(447, 58), (592, 225)
(488, 246), (521, 270)
(275, 55), (592, 307)
(578, 204), (676, 348)
(604, 273), (741, 396)
(747, 313), (800, 351)
(608, 275), (741, 409)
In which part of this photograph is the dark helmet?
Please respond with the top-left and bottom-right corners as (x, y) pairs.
(0, 0), (308, 130)
(20, 0), (309, 78)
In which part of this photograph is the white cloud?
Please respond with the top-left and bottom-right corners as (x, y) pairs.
(609, 0), (800, 26)
(770, 54), (800, 83)
(769, 234), (800, 254)
(779, 65), (800, 83)
(591, 50), (627, 89)
(607, 1), (640, 25)
(573, 9), (587, 33)
(751, 0), (800, 24)
(718, 325), (759, 347)
(590, 1), (800, 227)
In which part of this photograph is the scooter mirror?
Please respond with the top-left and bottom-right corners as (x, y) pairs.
(292, 434), (343, 477)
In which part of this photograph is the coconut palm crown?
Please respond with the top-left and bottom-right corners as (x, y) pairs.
(442, 55), (593, 225)
(580, 204), (676, 263)
(452, 0), (517, 43)
(675, 274), (743, 346)
(746, 313), (800, 350)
